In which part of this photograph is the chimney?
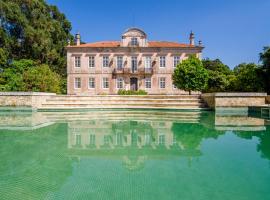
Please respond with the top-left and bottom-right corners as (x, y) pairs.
(189, 31), (195, 46)
(75, 32), (81, 46)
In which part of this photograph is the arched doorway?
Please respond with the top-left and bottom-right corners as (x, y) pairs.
(130, 77), (138, 91)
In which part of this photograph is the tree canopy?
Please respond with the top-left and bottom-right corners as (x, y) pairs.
(232, 63), (264, 92)
(172, 56), (209, 94)
(0, 59), (61, 93)
(202, 59), (232, 92)
(0, 0), (73, 75)
(260, 47), (270, 93)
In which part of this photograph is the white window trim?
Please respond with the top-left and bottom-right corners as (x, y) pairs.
(74, 77), (81, 89)
(173, 56), (181, 68)
(89, 56), (95, 68)
(103, 56), (109, 68)
(88, 77), (95, 89)
(145, 78), (151, 89)
(159, 77), (166, 89)
(159, 56), (166, 68)
(102, 77), (109, 89)
(74, 56), (81, 68)
(117, 56), (123, 69)
(116, 77), (124, 89)
(144, 56), (151, 69)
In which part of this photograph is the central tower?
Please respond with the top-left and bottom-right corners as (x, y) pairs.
(121, 27), (148, 47)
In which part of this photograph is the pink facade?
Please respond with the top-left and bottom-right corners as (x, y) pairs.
(66, 28), (204, 95)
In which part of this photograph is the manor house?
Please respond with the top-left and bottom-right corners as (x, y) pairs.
(66, 28), (204, 95)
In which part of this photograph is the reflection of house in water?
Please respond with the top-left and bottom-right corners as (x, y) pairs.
(67, 118), (202, 171)
(68, 120), (178, 150)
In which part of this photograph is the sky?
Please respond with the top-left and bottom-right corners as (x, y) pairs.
(47, 0), (270, 69)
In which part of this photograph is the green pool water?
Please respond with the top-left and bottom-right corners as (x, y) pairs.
(0, 109), (270, 200)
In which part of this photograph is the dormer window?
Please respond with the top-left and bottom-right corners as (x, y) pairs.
(131, 37), (138, 46)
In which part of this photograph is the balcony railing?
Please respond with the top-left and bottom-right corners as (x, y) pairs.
(113, 67), (153, 76)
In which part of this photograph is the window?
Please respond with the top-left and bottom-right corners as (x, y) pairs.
(173, 56), (180, 68)
(75, 134), (81, 146)
(159, 77), (166, 89)
(131, 56), (137, 72)
(102, 77), (109, 89)
(160, 56), (166, 68)
(145, 78), (151, 89)
(75, 56), (81, 68)
(158, 135), (165, 145)
(89, 56), (95, 68)
(117, 56), (123, 70)
(74, 77), (81, 89)
(88, 77), (95, 89)
(117, 77), (124, 89)
(131, 37), (138, 46)
(103, 56), (109, 67)
(145, 56), (151, 69)
(89, 134), (95, 145)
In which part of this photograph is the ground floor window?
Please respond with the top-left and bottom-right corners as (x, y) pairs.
(88, 77), (95, 89)
(159, 77), (166, 89)
(117, 77), (124, 89)
(74, 77), (81, 89)
(102, 77), (109, 89)
(145, 78), (151, 89)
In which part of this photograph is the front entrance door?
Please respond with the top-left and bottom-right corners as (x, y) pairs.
(130, 78), (138, 91)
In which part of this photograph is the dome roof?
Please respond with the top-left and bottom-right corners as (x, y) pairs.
(122, 27), (147, 38)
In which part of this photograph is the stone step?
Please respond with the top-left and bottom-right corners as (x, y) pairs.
(40, 104), (207, 109)
(42, 102), (204, 106)
(52, 95), (201, 100)
(46, 98), (202, 102)
(46, 99), (203, 104)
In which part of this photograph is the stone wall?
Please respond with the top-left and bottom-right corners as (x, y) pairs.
(202, 93), (267, 109)
(0, 92), (56, 109)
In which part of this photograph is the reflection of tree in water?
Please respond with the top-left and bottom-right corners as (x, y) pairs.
(171, 122), (223, 150)
(0, 123), (72, 199)
(235, 126), (270, 161)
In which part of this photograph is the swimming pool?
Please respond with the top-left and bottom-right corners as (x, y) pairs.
(0, 109), (269, 199)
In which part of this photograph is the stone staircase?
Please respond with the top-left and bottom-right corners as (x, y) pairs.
(39, 95), (208, 110)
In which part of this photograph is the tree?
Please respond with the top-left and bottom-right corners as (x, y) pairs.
(0, 0), (74, 93)
(0, 59), (61, 93)
(202, 59), (232, 92)
(172, 56), (209, 94)
(23, 65), (61, 93)
(233, 63), (264, 92)
(260, 47), (270, 94)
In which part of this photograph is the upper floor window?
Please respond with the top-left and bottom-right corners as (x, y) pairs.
(159, 77), (166, 89)
(89, 56), (95, 68)
(145, 78), (151, 89)
(173, 56), (180, 68)
(75, 56), (81, 68)
(88, 77), (95, 89)
(131, 37), (138, 46)
(117, 56), (123, 70)
(103, 56), (109, 68)
(74, 77), (81, 89)
(131, 56), (137, 72)
(102, 77), (109, 89)
(144, 56), (151, 69)
(117, 77), (124, 89)
(160, 56), (166, 68)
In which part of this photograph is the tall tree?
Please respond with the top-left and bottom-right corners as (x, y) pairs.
(260, 47), (270, 94)
(202, 58), (232, 92)
(233, 63), (264, 92)
(172, 56), (209, 94)
(0, 0), (73, 76)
